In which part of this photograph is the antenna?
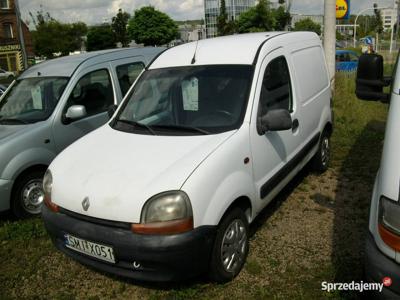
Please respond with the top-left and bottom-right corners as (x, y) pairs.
(191, 40), (199, 64)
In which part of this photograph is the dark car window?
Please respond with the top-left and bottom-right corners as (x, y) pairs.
(116, 62), (145, 97)
(0, 77), (68, 124)
(114, 65), (254, 135)
(65, 69), (113, 119)
(258, 56), (293, 117)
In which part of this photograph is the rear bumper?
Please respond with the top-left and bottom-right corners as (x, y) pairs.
(365, 233), (400, 298)
(42, 205), (216, 282)
(0, 179), (12, 212)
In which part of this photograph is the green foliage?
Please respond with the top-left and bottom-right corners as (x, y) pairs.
(293, 18), (321, 35)
(272, 6), (291, 31)
(86, 25), (116, 51)
(30, 8), (87, 58)
(112, 8), (131, 47)
(217, 0), (236, 35)
(237, 0), (275, 33)
(128, 6), (178, 46)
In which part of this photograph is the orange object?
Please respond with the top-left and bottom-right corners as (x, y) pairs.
(131, 217), (193, 235)
(378, 223), (400, 251)
(44, 196), (59, 213)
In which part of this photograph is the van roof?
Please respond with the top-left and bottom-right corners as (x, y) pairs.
(20, 47), (163, 79)
(150, 32), (319, 69)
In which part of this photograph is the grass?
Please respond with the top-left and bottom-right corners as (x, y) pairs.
(0, 72), (390, 299)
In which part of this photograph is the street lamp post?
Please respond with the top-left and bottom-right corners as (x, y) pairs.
(353, 5), (391, 49)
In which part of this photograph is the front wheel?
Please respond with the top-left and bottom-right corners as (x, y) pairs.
(209, 208), (249, 282)
(12, 171), (45, 218)
(311, 131), (331, 172)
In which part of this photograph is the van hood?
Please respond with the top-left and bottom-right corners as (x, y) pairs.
(50, 125), (235, 223)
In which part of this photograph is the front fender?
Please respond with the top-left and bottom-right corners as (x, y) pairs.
(1, 147), (56, 180)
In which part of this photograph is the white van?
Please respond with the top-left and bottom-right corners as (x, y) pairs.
(42, 32), (333, 282)
(356, 53), (400, 297)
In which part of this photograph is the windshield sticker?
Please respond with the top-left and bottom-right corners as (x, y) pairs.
(31, 86), (43, 109)
(182, 77), (199, 111)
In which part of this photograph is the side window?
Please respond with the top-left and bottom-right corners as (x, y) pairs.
(259, 56), (292, 118)
(65, 69), (113, 118)
(116, 62), (145, 97)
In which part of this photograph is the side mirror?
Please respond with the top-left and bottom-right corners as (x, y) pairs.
(259, 109), (292, 134)
(65, 105), (87, 122)
(355, 54), (390, 102)
(108, 104), (117, 119)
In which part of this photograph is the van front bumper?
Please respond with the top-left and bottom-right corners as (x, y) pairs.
(42, 205), (216, 282)
(365, 233), (400, 298)
(0, 179), (12, 212)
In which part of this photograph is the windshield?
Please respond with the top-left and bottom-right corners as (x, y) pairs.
(113, 65), (254, 135)
(0, 77), (68, 124)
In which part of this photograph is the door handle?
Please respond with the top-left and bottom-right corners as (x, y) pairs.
(292, 119), (299, 131)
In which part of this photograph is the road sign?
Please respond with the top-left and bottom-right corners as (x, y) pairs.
(336, 0), (350, 20)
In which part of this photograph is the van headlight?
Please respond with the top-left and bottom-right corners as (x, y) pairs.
(378, 196), (400, 251)
(131, 191), (193, 235)
(43, 169), (59, 213)
(379, 196), (400, 235)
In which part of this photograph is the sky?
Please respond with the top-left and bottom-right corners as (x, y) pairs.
(19, 0), (396, 26)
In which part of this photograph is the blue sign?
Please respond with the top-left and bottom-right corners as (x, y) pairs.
(365, 37), (373, 45)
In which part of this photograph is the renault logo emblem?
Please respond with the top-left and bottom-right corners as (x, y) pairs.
(82, 197), (90, 211)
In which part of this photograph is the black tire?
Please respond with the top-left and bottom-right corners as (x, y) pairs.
(11, 171), (45, 219)
(311, 130), (331, 173)
(209, 208), (249, 283)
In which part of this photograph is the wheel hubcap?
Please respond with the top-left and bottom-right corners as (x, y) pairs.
(321, 137), (330, 166)
(220, 219), (247, 273)
(22, 179), (44, 214)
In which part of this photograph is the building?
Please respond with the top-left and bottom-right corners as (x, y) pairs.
(381, 5), (398, 31)
(204, 0), (256, 38)
(179, 24), (206, 43)
(0, 0), (33, 73)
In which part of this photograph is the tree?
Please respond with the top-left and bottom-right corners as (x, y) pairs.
(293, 18), (321, 35)
(128, 6), (178, 46)
(112, 9), (131, 47)
(30, 8), (87, 58)
(217, 0), (236, 35)
(237, 0), (275, 33)
(273, 6), (291, 30)
(86, 25), (116, 51)
(217, 0), (228, 35)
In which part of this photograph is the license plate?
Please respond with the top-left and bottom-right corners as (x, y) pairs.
(64, 234), (115, 263)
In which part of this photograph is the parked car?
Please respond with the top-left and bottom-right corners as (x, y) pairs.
(0, 47), (164, 218)
(42, 32), (333, 282)
(355, 53), (400, 297)
(336, 49), (359, 72)
(0, 68), (15, 80)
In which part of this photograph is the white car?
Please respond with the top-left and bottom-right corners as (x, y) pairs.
(356, 53), (400, 297)
(0, 69), (14, 79)
(42, 32), (333, 282)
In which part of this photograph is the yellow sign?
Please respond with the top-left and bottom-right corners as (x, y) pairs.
(336, 0), (349, 19)
(0, 44), (21, 52)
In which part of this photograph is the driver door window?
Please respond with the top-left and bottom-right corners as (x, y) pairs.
(258, 56), (292, 118)
(65, 69), (113, 119)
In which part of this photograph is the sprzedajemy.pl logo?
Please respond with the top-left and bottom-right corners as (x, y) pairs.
(321, 277), (392, 293)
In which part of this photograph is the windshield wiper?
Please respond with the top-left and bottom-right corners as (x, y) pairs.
(152, 124), (211, 135)
(0, 118), (28, 124)
(116, 119), (156, 135)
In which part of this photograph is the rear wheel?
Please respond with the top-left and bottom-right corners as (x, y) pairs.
(12, 171), (45, 218)
(209, 208), (249, 282)
(311, 130), (331, 172)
